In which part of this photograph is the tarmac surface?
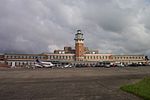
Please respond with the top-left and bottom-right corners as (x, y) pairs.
(0, 66), (150, 100)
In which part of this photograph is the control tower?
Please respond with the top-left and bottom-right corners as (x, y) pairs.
(74, 30), (84, 61)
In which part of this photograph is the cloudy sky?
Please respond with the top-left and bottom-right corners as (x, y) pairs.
(0, 0), (150, 55)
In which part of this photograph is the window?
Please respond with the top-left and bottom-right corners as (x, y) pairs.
(12, 56), (14, 59)
(97, 56), (98, 59)
(103, 56), (105, 59)
(8, 56), (10, 59)
(60, 56), (62, 59)
(94, 56), (96, 59)
(56, 56), (58, 59)
(19, 62), (22, 65)
(28, 56), (31, 59)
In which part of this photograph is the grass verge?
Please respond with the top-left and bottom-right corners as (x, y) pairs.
(120, 77), (150, 100)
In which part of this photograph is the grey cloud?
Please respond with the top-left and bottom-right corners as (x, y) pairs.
(0, 0), (150, 56)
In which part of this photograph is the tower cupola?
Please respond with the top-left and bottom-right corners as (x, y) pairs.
(74, 30), (84, 41)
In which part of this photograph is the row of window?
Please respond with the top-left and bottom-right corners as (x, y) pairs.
(113, 56), (144, 60)
(48, 55), (111, 60)
(84, 56), (110, 60)
(7, 61), (36, 66)
(48, 55), (74, 60)
(5, 55), (145, 60)
(5, 55), (45, 59)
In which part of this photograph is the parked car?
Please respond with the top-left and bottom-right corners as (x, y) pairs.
(64, 64), (72, 68)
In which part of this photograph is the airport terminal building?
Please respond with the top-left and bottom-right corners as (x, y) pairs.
(0, 30), (148, 67)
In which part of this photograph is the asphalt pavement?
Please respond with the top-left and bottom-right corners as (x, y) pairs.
(0, 66), (150, 100)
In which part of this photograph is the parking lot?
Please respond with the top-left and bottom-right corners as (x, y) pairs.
(0, 66), (150, 100)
